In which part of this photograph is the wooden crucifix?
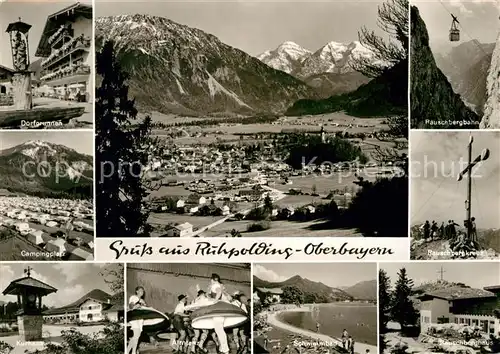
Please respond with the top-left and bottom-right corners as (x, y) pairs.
(456, 136), (490, 239)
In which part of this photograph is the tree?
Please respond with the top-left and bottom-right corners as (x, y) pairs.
(96, 41), (154, 237)
(100, 263), (124, 303)
(351, 0), (409, 78)
(391, 268), (418, 330)
(230, 229), (242, 237)
(348, 176), (408, 237)
(263, 194), (273, 213)
(379, 269), (392, 333)
(281, 286), (304, 305)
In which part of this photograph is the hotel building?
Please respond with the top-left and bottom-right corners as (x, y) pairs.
(43, 289), (123, 324)
(35, 2), (92, 102)
(419, 285), (500, 336)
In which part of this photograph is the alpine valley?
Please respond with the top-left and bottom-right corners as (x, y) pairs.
(95, 0), (410, 239)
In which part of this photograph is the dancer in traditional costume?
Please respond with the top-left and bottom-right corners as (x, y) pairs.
(187, 273), (247, 354)
(128, 286), (146, 354)
(127, 286), (170, 354)
(231, 292), (249, 354)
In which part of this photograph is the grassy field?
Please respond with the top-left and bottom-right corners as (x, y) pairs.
(148, 213), (221, 229)
(200, 219), (362, 237)
(271, 175), (361, 195)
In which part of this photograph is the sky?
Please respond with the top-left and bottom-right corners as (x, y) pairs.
(413, 0), (499, 54)
(0, 263), (122, 307)
(0, 0), (92, 68)
(381, 262), (500, 289)
(254, 263), (377, 288)
(0, 131), (94, 155)
(411, 131), (500, 229)
(95, 0), (388, 56)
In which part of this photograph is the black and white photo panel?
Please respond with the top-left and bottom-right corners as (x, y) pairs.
(0, 131), (94, 261)
(0, 0), (93, 129)
(253, 263), (377, 354)
(410, 0), (499, 129)
(94, 0), (409, 239)
(125, 263), (251, 354)
(0, 263), (124, 354)
(379, 262), (500, 353)
(410, 131), (500, 260)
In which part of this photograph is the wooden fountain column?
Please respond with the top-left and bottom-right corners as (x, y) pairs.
(12, 71), (32, 110)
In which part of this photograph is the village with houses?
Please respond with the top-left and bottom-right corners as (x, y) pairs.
(139, 117), (406, 238)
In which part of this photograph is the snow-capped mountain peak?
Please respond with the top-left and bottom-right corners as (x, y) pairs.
(258, 40), (377, 78)
(257, 41), (311, 73)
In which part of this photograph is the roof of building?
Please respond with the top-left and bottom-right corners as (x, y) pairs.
(2, 276), (57, 296)
(255, 287), (283, 295)
(418, 286), (496, 301)
(102, 303), (123, 313)
(483, 285), (500, 293)
(35, 2), (92, 57)
(43, 289), (115, 315)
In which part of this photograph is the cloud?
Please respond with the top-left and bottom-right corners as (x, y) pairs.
(44, 284), (84, 307)
(51, 263), (93, 283)
(0, 265), (15, 299)
(254, 265), (287, 283)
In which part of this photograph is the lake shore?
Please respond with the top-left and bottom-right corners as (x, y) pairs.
(267, 306), (377, 353)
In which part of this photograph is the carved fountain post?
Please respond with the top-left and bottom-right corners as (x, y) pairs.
(6, 18), (32, 110)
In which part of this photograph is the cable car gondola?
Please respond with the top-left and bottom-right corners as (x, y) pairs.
(450, 14), (460, 42)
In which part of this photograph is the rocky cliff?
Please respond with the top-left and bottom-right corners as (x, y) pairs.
(481, 33), (500, 128)
(410, 6), (480, 129)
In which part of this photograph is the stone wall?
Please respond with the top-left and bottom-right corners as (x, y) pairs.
(17, 315), (43, 341)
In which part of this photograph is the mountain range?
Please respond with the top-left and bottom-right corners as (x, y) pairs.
(258, 41), (376, 97)
(410, 6), (480, 128)
(434, 40), (495, 113)
(0, 140), (93, 198)
(95, 14), (318, 116)
(254, 275), (377, 301)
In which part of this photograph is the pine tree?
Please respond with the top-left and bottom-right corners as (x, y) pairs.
(96, 41), (154, 237)
(391, 267), (419, 330)
(351, 0), (409, 78)
(379, 269), (392, 333)
(263, 194), (273, 212)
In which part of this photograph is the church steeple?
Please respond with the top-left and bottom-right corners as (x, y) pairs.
(320, 125), (325, 143)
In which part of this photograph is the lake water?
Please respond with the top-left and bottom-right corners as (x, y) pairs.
(278, 303), (377, 346)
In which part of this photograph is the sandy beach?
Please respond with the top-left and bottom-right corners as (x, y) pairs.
(265, 307), (377, 354)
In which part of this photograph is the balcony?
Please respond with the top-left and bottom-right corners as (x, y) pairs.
(41, 63), (91, 83)
(48, 25), (74, 50)
(41, 35), (91, 69)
